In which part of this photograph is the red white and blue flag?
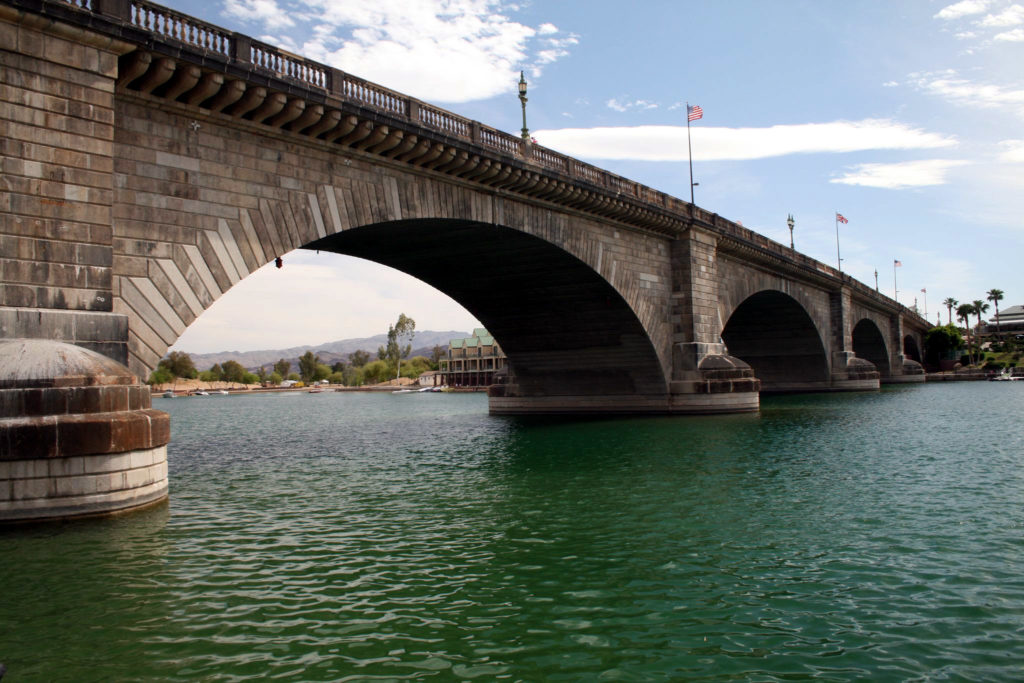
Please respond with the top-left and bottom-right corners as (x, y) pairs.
(836, 212), (849, 224)
(687, 104), (703, 122)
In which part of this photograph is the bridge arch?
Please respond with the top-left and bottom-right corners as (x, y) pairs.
(852, 319), (891, 377)
(903, 335), (922, 363)
(307, 219), (670, 398)
(720, 290), (830, 392)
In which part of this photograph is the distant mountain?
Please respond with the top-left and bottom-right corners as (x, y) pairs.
(184, 330), (468, 370)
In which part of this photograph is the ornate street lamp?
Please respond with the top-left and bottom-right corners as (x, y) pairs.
(518, 71), (529, 142)
(787, 214), (794, 250)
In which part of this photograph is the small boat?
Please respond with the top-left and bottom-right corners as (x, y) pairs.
(392, 388), (416, 394)
(162, 389), (174, 398)
(989, 369), (1022, 381)
(307, 387), (324, 393)
(215, 390), (229, 395)
(193, 389), (209, 396)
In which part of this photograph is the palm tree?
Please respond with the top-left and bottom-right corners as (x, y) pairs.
(973, 299), (990, 362)
(943, 297), (958, 326)
(956, 303), (975, 365)
(987, 289), (1004, 340)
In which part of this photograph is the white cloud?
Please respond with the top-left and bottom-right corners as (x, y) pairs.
(224, 0), (295, 28)
(533, 119), (956, 162)
(934, 0), (990, 20)
(977, 3), (1024, 26)
(222, 0), (576, 103)
(994, 27), (1024, 39)
(912, 72), (1024, 116)
(830, 160), (969, 189)
(882, 80), (900, 87)
(998, 139), (1024, 161)
(606, 98), (658, 112)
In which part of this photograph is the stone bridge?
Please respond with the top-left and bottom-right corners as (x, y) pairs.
(1, 0), (930, 518)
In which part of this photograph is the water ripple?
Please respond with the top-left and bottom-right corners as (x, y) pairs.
(3, 385), (1024, 679)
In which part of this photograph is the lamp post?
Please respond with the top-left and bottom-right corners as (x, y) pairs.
(518, 71), (529, 142)
(786, 214), (794, 250)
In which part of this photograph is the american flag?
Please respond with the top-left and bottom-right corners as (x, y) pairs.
(836, 212), (849, 224)
(687, 104), (703, 122)
(921, 288), (926, 293)
(894, 260), (902, 267)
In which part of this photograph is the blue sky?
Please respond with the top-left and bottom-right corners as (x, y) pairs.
(169, 0), (1023, 352)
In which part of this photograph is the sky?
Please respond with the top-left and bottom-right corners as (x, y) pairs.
(168, 0), (1024, 353)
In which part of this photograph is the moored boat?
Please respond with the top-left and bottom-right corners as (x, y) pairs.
(989, 369), (1022, 381)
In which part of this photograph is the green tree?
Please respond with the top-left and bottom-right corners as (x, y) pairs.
(256, 366), (268, 383)
(269, 371), (283, 385)
(328, 371), (344, 384)
(331, 360), (347, 373)
(298, 351), (320, 383)
(956, 303), (975, 366)
(361, 359), (391, 384)
(156, 351), (197, 379)
(342, 366), (362, 386)
(274, 358), (291, 378)
(923, 324), (963, 367)
(287, 372), (300, 382)
(349, 350), (371, 367)
(987, 289), (1004, 339)
(430, 344), (445, 368)
(314, 362), (332, 382)
(379, 313), (416, 381)
(972, 300), (990, 345)
(942, 297), (958, 326)
(206, 363), (225, 381)
(401, 355), (432, 379)
(222, 360), (247, 383)
(147, 367), (173, 385)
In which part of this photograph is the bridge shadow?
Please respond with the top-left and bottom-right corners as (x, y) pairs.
(307, 219), (669, 400)
(721, 290), (830, 393)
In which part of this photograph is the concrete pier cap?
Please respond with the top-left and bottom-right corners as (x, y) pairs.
(0, 339), (170, 523)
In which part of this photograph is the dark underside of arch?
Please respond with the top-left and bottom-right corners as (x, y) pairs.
(306, 220), (668, 397)
(903, 335), (921, 363)
(721, 291), (830, 391)
(852, 319), (891, 377)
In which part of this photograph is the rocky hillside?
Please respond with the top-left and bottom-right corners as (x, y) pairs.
(183, 330), (467, 371)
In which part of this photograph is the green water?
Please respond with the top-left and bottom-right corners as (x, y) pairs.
(3, 383), (1024, 680)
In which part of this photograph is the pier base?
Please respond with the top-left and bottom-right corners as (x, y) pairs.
(0, 339), (170, 523)
(488, 350), (760, 415)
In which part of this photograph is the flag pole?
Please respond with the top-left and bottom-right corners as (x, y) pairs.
(893, 259), (899, 303)
(835, 212), (841, 273)
(687, 101), (695, 206)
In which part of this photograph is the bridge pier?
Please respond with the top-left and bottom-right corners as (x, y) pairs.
(0, 339), (169, 523)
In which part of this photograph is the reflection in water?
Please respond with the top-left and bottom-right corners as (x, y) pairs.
(2, 383), (1024, 680)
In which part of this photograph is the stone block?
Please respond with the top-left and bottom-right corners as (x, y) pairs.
(48, 455), (86, 478)
(1, 417), (59, 460)
(12, 476), (55, 501)
(58, 416), (113, 457)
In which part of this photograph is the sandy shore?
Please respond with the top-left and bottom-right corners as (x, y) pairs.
(151, 376), (422, 395)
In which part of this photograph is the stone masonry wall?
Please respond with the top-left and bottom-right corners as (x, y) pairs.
(0, 10), (132, 362)
(111, 93), (674, 379)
